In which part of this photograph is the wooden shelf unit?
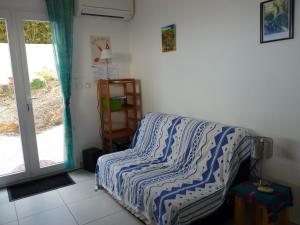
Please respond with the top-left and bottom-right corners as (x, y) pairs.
(97, 79), (139, 153)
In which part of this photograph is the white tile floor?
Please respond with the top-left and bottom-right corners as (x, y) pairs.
(0, 170), (234, 225)
(0, 170), (144, 225)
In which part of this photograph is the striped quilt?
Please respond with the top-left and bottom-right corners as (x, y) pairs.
(96, 112), (251, 225)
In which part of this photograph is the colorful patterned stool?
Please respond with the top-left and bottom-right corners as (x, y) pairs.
(232, 181), (293, 225)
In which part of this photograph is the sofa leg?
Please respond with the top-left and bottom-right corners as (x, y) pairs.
(94, 185), (104, 191)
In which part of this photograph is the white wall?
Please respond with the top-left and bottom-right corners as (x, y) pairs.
(72, 16), (130, 166)
(0, 44), (13, 84)
(0, 44), (56, 84)
(0, 0), (47, 13)
(129, 0), (300, 224)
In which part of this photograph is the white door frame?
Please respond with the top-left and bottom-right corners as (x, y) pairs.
(0, 9), (65, 188)
(15, 11), (65, 178)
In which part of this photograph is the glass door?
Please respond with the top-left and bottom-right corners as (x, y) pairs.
(0, 10), (66, 187)
(0, 18), (25, 176)
(0, 10), (31, 186)
(16, 12), (65, 177)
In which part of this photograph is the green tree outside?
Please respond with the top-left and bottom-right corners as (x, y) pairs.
(0, 20), (8, 43)
(0, 20), (52, 44)
(24, 21), (52, 44)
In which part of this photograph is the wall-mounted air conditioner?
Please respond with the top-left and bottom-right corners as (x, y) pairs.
(75, 0), (134, 21)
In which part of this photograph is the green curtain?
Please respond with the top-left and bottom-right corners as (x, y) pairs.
(46, 0), (74, 169)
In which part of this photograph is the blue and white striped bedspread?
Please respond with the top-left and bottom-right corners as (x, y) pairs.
(96, 112), (251, 225)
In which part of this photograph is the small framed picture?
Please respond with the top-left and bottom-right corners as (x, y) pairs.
(161, 24), (176, 52)
(260, 0), (294, 43)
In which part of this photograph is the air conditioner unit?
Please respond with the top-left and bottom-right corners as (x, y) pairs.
(75, 0), (134, 21)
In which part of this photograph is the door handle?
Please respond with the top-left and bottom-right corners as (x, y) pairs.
(26, 103), (30, 112)
(26, 97), (38, 111)
(26, 96), (33, 112)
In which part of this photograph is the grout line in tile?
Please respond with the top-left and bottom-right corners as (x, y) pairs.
(13, 202), (20, 225)
(57, 190), (79, 225)
(58, 193), (95, 206)
(57, 187), (123, 225)
(81, 210), (123, 225)
(58, 175), (124, 225)
(15, 204), (64, 221)
(56, 184), (103, 206)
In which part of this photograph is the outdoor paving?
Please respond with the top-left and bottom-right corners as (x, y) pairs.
(0, 125), (64, 177)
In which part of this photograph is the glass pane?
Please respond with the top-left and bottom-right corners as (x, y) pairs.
(0, 19), (25, 176)
(23, 20), (64, 168)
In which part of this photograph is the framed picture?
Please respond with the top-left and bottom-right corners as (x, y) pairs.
(260, 0), (294, 43)
(90, 36), (111, 65)
(161, 24), (176, 52)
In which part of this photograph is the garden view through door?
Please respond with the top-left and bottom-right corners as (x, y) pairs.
(0, 18), (25, 177)
(0, 18), (64, 180)
(23, 20), (64, 168)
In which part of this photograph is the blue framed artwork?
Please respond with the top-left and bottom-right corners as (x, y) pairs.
(260, 0), (294, 43)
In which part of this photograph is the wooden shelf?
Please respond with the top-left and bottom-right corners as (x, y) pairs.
(124, 92), (135, 96)
(109, 79), (135, 84)
(122, 104), (135, 110)
(101, 104), (135, 113)
(97, 79), (139, 154)
(103, 128), (135, 139)
(110, 96), (127, 100)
